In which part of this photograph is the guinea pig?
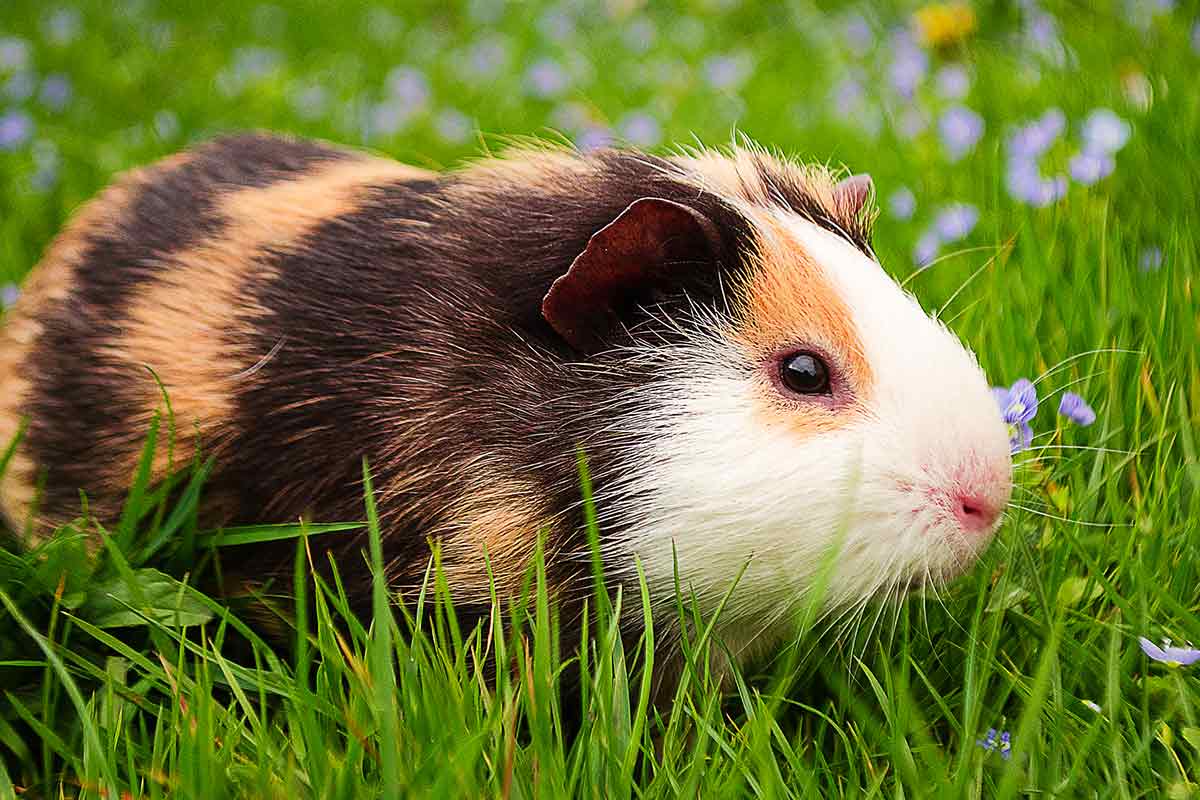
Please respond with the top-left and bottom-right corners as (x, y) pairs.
(0, 133), (1012, 665)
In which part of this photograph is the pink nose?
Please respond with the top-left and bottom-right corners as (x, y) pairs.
(953, 491), (1004, 533)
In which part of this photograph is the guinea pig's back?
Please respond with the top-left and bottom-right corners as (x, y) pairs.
(0, 133), (438, 536)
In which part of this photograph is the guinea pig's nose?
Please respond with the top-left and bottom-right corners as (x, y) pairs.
(946, 458), (1011, 534)
(952, 490), (1004, 533)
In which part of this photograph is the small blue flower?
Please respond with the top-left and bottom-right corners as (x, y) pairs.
(1081, 109), (1131, 155)
(525, 58), (569, 99)
(618, 111), (662, 148)
(935, 64), (970, 100)
(576, 126), (613, 152)
(841, 13), (874, 56)
(43, 7), (83, 47)
(702, 52), (753, 92)
(385, 66), (431, 109)
(993, 379), (1038, 453)
(888, 31), (928, 98)
(38, 74), (72, 112)
(1, 283), (19, 308)
(938, 106), (985, 162)
(0, 37), (31, 71)
(434, 108), (472, 145)
(913, 230), (940, 268)
(1139, 637), (1200, 667)
(934, 203), (980, 241)
(887, 187), (916, 221)
(1058, 392), (1096, 426)
(1139, 247), (1163, 272)
(0, 110), (34, 151)
(977, 728), (1012, 759)
(1068, 150), (1114, 185)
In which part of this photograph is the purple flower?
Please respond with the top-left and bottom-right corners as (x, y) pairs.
(290, 83), (330, 121)
(841, 13), (875, 56)
(4, 71), (37, 103)
(153, 110), (180, 141)
(0, 110), (33, 151)
(938, 106), (984, 162)
(1007, 157), (1067, 207)
(833, 77), (866, 114)
(622, 18), (656, 53)
(887, 187), (916, 221)
(44, 7), (83, 46)
(888, 32), (928, 98)
(913, 230), (940, 268)
(1, 283), (19, 308)
(1058, 392), (1096, 426)
(977, 728), (1012, 760)
(618, 112), (662, 148)
(38, 74), (71, 112)
(576, 126), (613, 152)
(994, 378), (1038, 453)
(934, 203), (979, 241)
(464, 36), (512, 79)
(935, 64), (970, 100)
(525, 58), (569, 99)
(1139, 637), (1200, 667)
(896, 107), (929, 140)
(385, 66), (430, 109)
(1008, 108), (1066, 160)
(434, 109), (472, 144)
(1081, 109), (1131, 155)
(1139, 247), (1163, 272)
(537, 8), (575, 42)
(702, 53), (752, 92)
(0, 37), (31, 71)
(1193, 21), (1200, 55)
(1068, 150), (1115, 185)
(367, 99), (414, 139)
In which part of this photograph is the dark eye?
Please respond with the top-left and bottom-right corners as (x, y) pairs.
(780, 352), (831, 395)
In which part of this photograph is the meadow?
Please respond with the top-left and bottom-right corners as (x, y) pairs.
(1, 0), (1198, 796)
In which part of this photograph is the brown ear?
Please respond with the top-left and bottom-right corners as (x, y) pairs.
(832, 173), (873, 216)
(542, 197), (721, 353)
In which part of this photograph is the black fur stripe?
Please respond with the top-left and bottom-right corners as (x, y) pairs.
(23, 134), (355, 523)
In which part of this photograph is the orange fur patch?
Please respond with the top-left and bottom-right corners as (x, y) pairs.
(430, 478), (550, 601)
(733, 210), (875, 437)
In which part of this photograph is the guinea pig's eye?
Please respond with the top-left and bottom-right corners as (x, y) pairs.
(779, 352), (831, 395)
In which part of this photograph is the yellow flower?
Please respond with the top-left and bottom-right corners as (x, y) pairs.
(913, 2), (978, 49)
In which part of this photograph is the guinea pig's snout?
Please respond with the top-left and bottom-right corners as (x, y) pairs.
(939, 455), (1012, 536)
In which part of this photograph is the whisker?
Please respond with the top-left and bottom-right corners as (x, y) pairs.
(1007, 502), (1121, 528)
(1031, 348), (1141, 388)
(900, 243), (1006, 289)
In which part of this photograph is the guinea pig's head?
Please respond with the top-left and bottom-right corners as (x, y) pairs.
(542, 149), (1012, 636)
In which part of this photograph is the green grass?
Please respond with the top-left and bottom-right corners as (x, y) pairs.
(1, 0), (1199, 796)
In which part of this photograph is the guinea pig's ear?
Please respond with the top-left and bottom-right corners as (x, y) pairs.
(542, 197), (722, 353)
(832, 173), (873, 217)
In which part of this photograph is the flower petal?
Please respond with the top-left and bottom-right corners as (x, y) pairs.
(1140, 636), (1171, 662)
(1010, 422), (1034, 454)
(1008, 379), (1038, 422)
(1058, 392), (1096, 426)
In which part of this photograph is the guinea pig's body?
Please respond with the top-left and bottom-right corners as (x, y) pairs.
(0, 133), (1012, 662)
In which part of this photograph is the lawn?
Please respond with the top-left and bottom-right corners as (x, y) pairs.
(1, 0), (1198, 797)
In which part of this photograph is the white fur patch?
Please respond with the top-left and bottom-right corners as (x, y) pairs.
(598, 213), (1011, 656)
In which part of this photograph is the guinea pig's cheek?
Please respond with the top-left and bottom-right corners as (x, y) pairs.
(747, 373), (862, 441)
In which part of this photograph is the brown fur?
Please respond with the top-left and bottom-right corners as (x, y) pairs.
(100, 158), (437, 498)
(0, 154), (194, 528)
(0, 134), (876, 635)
